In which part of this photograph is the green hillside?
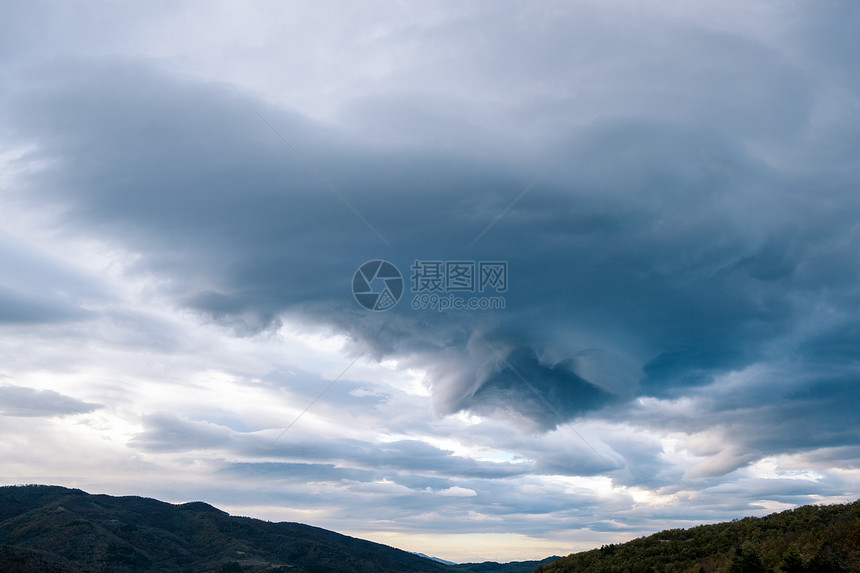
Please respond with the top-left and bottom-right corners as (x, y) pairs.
(536, 499), (860, 573)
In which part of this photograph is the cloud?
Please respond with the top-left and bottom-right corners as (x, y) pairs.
(685, 446), (759, 480)
(130, 412), (531, 480)
(0, 236), (101, 325)
(439, 486), (477, 497)
(6, 46), (860, 481)
(0, 385), (100, 417)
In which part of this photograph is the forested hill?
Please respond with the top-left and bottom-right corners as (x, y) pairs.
(536, 498), (860, 573)
(0, 485), (456, 573)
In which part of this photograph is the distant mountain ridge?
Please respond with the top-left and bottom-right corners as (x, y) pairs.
(412, 552), (457, 566)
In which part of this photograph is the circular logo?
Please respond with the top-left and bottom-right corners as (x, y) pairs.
(352, 260), (404, 311)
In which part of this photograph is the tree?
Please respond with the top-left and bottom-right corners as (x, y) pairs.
(779, 551), (805, 573)
(728, 548), (767, 573)
(806, 544), (846, 573)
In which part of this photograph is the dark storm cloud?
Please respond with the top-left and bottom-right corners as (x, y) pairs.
(451, 347), (618, 431)
(0, 385), (100, 417)
(6, 59), (630, 426)
(5, 0), (860, 479)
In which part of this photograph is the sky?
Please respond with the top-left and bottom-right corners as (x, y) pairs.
(1, 0), (859, 563)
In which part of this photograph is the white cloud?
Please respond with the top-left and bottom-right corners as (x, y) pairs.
(438, 486), (478, 497)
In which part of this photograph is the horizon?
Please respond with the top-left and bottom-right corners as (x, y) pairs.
(2, 0), (859, 564)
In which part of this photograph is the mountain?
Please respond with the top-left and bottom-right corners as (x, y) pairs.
(536, 498), (860, 573)
(452, 556), (561, 572)
(413, 552), (457, 566)
(0, 485), (456, 572)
